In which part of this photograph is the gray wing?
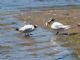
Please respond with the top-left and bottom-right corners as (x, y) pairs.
(25, 28), (34, 33)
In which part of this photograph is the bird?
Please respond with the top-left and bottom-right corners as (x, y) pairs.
(15, 24), (38, 36)
(45, 18), (71, 35)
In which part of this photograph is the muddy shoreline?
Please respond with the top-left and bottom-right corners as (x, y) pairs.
(16, 8), (80, 58)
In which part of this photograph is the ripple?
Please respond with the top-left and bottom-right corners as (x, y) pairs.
(0, 14), (78, 60)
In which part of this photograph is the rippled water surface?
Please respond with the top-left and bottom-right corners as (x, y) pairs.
(0, 0), (80, 60)
(0, 0), (80, 12)
(0, 15), (78, 60)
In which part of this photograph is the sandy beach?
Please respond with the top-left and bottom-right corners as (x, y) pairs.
(16, 8), (80, 58)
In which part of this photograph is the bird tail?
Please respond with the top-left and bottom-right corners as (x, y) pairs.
(62, 25), (71, 29)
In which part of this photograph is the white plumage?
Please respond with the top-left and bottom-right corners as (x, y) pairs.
(19, 25), (35, 32)
(46, 18), (71, 35)
(51, 22), (71, 30)
(16, 24), (37, 36)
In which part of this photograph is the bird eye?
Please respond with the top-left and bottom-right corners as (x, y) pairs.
(51, 19), (55, 21)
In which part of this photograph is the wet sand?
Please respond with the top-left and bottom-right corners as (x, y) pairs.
(16, 9), (80, 32)
(16, 8), (80, 58)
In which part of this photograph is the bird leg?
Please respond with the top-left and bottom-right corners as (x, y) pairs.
(56, 30), (59, 35)
(24, 33), (27, 37)
(25, 33), (30, 37)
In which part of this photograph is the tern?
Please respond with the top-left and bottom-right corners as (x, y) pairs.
(45, 18), (71, 35)
(16, 24), (38, 36)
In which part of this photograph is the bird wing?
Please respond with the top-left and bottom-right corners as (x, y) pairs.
(51, 22), (64, 29)
(53, 22), (63, 26)
(19, 25), (34, 31)
(61, 25), (71, 29)
(55, 25), (71, 29)
(51, 22), (71, 29)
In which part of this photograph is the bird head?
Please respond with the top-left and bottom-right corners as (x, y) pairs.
(34, 25), (38, 28)
(15, 28), (19, 31)
(48, 18), (55, 23)
(45, 18), (55, 26)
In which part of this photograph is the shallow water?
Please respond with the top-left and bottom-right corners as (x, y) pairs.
(0, 15), (79, 60)
(0, 0), (80, 60)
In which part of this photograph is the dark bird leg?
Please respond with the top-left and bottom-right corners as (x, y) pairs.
(56, 30), (59, 35)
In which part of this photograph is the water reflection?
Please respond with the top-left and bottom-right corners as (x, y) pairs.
(49, 36), (75, 60)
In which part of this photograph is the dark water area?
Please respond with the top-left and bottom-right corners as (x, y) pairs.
(0, 0), (80, 60)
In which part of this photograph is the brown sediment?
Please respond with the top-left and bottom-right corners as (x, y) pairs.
(16, 9), (80, 32)
(16, 8), (80, 58)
